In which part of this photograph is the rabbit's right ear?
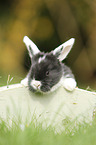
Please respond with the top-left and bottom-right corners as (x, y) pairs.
(23, 36), (40, 58)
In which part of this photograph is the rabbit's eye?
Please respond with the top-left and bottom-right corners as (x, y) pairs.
(46, 71), (49, 76)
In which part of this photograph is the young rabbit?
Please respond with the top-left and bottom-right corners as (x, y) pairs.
(21, 36), (77, 93)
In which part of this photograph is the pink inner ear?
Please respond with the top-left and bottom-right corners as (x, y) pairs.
(58, 45), (72, 61)
(53, 38), (75, 61)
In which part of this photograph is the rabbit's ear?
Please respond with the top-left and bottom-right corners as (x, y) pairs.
(53, 38), (75, 61)
(23, 36), (40, 58)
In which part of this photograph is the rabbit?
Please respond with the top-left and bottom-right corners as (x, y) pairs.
(21, 36), (77, 93)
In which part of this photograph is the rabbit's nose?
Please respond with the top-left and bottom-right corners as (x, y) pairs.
(31, 80), (41, 90)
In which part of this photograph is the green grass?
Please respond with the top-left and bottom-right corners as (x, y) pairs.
(0, 74), (96, 145)
(0, 73), (24, 87)
(0, 118), (96, 145)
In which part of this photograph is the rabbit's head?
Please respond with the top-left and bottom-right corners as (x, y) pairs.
(23, 36), (75, 93)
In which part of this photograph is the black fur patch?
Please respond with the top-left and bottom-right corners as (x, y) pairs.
(29, 45), (33, 56)
(28, 52), (63, 92)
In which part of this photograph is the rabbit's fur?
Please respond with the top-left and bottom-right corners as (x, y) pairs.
(21, 36), (77, 93)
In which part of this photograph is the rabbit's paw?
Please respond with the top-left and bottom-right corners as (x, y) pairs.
(21, 78), (28, 86)
(63, 78), (76, 91)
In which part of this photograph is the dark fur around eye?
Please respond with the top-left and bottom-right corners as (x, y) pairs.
(28, 52), (63, 92)
(46, 71), (49, 76)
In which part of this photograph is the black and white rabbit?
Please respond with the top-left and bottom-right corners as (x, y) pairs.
(21, 36), (77, 93)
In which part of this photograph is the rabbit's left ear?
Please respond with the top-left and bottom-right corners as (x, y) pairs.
(53, 38), (75, 61)
(23, 36), (40, 58)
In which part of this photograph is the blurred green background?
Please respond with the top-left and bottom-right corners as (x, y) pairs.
(0, 0), (96, 89)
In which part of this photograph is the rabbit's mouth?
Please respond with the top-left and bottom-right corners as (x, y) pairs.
(28, 78), (51, 93)
(28, 79), (41, 91)
(40, 85), (51, 93)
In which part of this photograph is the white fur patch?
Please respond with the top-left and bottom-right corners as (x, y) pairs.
(62, 78), (76, 91)
(21, 78), (28, 86)
(30, 79), (41, 90)
(38, 55), (46, 63)
(23, 36), (40, 56)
